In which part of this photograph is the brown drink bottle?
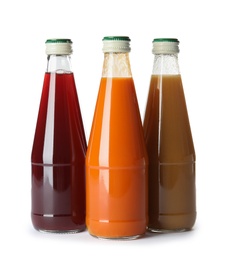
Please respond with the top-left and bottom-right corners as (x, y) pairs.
(143, 38), (196, 232)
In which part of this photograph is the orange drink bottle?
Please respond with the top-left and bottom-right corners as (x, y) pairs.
(143, 38), (196, 232)
(86, 36), (148, 239)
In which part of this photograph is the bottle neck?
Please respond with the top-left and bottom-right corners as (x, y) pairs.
(152, 54), (180, 75)
(102, 52), (132, 78)
(46, 54), (72, 73)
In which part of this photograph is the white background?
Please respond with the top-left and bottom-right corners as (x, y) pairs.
(1, 0), (226, 259)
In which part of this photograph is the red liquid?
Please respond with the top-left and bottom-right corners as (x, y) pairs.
(31, 73), (87, 232)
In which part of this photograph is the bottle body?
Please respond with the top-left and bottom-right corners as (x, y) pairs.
(143, 39), (196, 232)
(31, 40), (87, 233)
(86, 37), (148, 239)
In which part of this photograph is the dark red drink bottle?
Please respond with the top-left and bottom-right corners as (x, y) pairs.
(31, 39), (87, 233)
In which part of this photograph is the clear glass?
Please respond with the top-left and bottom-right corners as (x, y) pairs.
(47, 54), (72, 73)
(143, 52), (196, 233)
(102, 52), (132, 77)
(152, 54), (180, 75)
(86, 51), (148, 240)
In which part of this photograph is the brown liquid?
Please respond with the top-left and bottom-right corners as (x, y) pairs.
(143, 75), (196, 232)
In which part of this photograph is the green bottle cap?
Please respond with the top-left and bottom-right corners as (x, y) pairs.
(153, 38), (179, 43)
(152, 38), (180, 54)
(102, 36), (131, 53)
(45, 39), (72, 44)
(103, 36), (130, 42)
(45, 38), (73, 55)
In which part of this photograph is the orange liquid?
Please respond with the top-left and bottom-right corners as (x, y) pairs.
(86, 77), (148, 239)
(143, 75), (196, 231)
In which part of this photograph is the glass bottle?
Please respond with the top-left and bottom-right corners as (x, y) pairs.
(86, 36), (148, 239)
(143, 38), (196, 232)
(31, 39), (87, 233)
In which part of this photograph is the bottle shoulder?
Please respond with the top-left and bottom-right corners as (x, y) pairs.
(31, 71), (87, 164)
(143, 74), (195, 163)
(86, 76), (147, 168)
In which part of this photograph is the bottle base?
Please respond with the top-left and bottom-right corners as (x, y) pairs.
(31, 213), (86, 234)
(86, 218), (146, 240)
(147, 212), (196, 233)
(90, 233), (142, 241)
(35, 228), (85, 234)
(147, 227), (191, 234)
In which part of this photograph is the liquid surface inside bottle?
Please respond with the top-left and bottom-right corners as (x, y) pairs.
(143, 74), (196, 232)
(31, 72), (86, 233)
(86, 76), (148, 239)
